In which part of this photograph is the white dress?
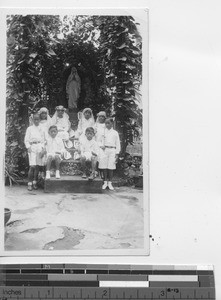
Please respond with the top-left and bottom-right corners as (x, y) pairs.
(51, 115), (70, 141)
(78, 118), (95, 137)
(40, 118), (52, 138)
(95, 122), (105, 143)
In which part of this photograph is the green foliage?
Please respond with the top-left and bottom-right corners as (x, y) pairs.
(6, 15), (62, 183)
(6, 14), (142, 183)
(98, 16), (142, 152)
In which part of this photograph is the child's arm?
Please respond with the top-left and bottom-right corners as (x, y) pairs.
(77, 119), (83, 134)
(97, 130), (105, 149)
(65, 119), (71, 132)
(115, 131), (121, 155)
(41, 130), (47, 145)
(79, 142), (85, 155)
(24, 127), (31, 151)
(58, 138), (66, 156)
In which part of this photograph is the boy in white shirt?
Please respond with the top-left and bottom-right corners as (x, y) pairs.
(45, 125), (65, 179)
(24, 113), (45, 191)
(80, 127), (99, 180)
(99, 118), (121, 190)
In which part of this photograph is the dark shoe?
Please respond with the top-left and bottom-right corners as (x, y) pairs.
(82, 173), (87, 179)
(33, 183), (38, 190)
(88, 173), (95, 181)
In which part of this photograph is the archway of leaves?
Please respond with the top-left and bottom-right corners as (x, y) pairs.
(6, 15), (142, 184)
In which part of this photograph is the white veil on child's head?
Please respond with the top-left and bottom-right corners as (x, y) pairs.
(81, 107), (95, 123)
(95, 111), (106, 124)
(38, 107), (51, 121)
(52, 105), (70, 123)
(78, 108), (95, 136)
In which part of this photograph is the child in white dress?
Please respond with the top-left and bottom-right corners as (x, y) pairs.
(24, 113), (45, 191)
(94, 111), (106, 142)
(45, 125), (65, 180)
(78, 108), (95, 141)
(38, 107), (52, 137)
(99, 118), (121, 190)
(79, 127), (99, 180)
(51, 106), (71, 141)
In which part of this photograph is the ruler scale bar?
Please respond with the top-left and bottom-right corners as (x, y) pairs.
(0, 264), (215, 299)
(0, 287), (216, 299)
(149, 281), (199, 287)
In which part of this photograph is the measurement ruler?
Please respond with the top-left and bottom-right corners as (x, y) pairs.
(0, 264), (215, 299)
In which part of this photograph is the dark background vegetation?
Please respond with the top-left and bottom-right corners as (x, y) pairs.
(5, 15), (142, 184)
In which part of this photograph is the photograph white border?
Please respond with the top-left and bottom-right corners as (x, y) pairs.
(0, 7), (149, 256)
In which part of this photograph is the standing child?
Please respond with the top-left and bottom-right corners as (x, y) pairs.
(78, 108), (95, 141)
(94, 111), (106, 179)
(38, 107), (52, 178)
(79, 127), (99, 180)
(99, 118), (121, 190)
(24, 113), (45, 191)
(45, 125), (65, 180)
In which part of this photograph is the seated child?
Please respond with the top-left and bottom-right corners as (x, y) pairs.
(45, 125), (65, 180)
(78, 108), (95, 141)
(99, 118), (121, 190)
(79, 127), (99, 180)
(24, 113), (45, 191)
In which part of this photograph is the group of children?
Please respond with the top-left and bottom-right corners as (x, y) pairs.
(24, 106), (121, 191)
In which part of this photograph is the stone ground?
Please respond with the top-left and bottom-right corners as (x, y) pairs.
(4, 185), (144, 252)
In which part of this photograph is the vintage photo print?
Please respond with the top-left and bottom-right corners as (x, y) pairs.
(0, 7), (149, 256)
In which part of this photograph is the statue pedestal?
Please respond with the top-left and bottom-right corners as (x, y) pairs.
(60, 159), (82, 176)
(49, 159), (95, 177)
(44, 175), (103, 193)
(67, 108), (78, 123)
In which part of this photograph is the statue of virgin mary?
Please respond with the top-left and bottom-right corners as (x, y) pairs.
(66, 67), (81, 110)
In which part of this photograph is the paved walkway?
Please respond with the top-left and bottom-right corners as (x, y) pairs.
(5, 186), (144, 252)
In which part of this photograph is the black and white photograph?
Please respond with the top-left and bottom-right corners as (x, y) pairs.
(0, 8), (148, 255)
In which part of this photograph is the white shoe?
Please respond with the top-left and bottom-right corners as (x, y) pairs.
(56, 170), (60, 179)
(102, 181), (108, 190)
(46, 171), (50, 180)
(108, 181), (114, 190)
